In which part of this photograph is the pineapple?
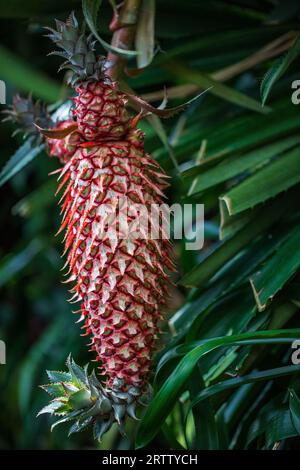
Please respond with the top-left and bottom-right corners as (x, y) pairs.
(2, 94), (78, 163)
(38, 12), (175, 438)
(2, 94), (52, 143)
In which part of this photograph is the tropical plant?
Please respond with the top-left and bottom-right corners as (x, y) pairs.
(0, 0), (300, 450)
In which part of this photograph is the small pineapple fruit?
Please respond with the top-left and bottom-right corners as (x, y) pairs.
(2, 94), (52, 143)
(39, 12), (175, 438)
(2, 94), (78, 163)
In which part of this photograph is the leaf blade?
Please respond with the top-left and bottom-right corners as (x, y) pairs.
(261, 33), (300, 105)
(136, 328), (300, 448)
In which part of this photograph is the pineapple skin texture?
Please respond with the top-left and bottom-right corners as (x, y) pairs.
(74, 82), (131, 142)
(53, 82), (174, 393)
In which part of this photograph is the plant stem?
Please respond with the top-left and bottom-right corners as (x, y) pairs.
(107, 0), (142, 80)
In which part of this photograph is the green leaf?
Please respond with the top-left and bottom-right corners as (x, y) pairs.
(172, 231), (283, 336)
(0, 45), (60, 102)
(40, 382), (66, 398)
(250, 224), (300, 311)
(261, 33), (300, 105)
(180, 191), (293, 288)
(51, 409), (83, 431)
(37, 401), (64, 417)
(166, 62), (271, 114)
(191, 365), (300, 406)
(135, 0), (156, 68)
(0, 140), (44, 188)
(46, 370), (72, 384)
(188, 366), (219, 449)
(169, 285), (223, 336)
(147, 114), (180, 173)
(68, 417), (93, 436)
(247, 407), (299, 448)
(157, 99), (299, 169)
(66, 354), (86, 387)
(219, 203), (254, 240)
(289, 389), (300, 434)
(82, 0), (137, 57)
(220, 146), (300, 215)
(186, 135), (300, 193)
(136, 328), (300, 448)
(68, 389), (91, 410)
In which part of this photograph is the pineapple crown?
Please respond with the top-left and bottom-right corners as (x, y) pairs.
(2, 94), (53, 143)
(38, 355), (151, 440)
(46, 12), (107, 87)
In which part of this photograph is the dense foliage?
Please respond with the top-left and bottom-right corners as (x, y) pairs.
(0, 0), (300, 450)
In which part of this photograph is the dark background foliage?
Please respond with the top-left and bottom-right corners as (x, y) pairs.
(1, 0), (300, 450)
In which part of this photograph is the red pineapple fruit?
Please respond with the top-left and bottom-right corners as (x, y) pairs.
(38, 13), (175, 439)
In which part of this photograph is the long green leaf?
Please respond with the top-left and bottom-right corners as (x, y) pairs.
(172, 222), (288, 335)
(186, 135), (300, 194)
(0, 140), (44, 188)
(250, 224), (300, 311)
(157, 99), (299, 169)
(180, 191), (294, 288)
(261, 33), (300, 105)
(220, 203), (254, 240)
(220, 146), (300, 215)
(147, 114), (180, 173)
(289, 389), (300, 434)
(166, 62), (270, 114)
(136, 328), (300, 448)
(188, 367), (219, 449)
(191, 365), (300, 406)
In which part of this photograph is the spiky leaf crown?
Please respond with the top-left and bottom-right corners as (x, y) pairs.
(46, 12), (106, 86)
(2, 95), (53, 143)
(39, 356), (150, 440)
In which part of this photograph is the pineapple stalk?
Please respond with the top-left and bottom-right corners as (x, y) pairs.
(107, 0), (142, 80)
